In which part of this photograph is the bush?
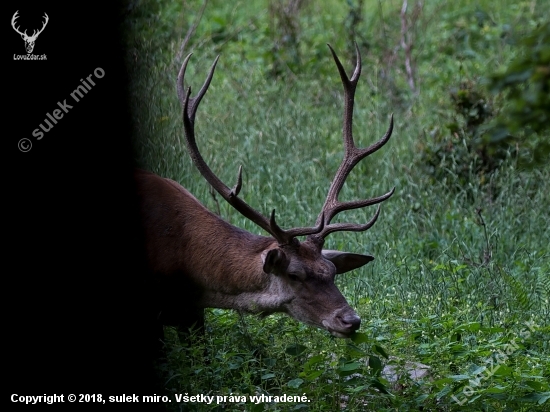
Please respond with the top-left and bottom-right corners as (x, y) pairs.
(419, 79), (512, 193)
(488, 21), (550, 168)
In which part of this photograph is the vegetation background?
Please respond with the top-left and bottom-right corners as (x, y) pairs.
(122, 0), (549, 410)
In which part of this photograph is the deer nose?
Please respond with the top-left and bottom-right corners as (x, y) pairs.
(339, 313), (361, 331)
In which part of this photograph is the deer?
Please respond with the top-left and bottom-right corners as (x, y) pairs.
(11, 11), (49, 54)
(135, 44), (394, 344)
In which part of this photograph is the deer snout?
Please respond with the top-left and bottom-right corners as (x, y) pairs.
(322, 310), (361, 338)
(339, 312), (361, 332)
(339, 313), (361, 332)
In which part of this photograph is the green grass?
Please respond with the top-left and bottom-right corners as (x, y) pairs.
(123, 0), (549, 410)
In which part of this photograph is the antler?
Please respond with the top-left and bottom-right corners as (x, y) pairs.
(177, 54), (324, 246)
(311, 44), (395, 240)
(11, 11), (49, 40)
(11, 11), (26, 37)
(30, 13), (49, 41)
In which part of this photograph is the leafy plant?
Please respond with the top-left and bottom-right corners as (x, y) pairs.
(419, 79), (511, 193)
(488, 21), (550, 168)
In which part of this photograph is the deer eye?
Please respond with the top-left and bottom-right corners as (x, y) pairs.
(287, 273), (301, 282)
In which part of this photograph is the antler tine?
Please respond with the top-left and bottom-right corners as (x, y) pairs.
(11, 11), (26, 37)
(176, 53), (192, 105)
(327, 42), (361, 151)
(33, 13), (49, 38)
(312, 44), (395, 240)
(178, 53), (220, 123)
(267, 210), (322, 245)
(283, 212), (325, 240)
(321, 204), (382, 238)
(179, 55), (325, 246)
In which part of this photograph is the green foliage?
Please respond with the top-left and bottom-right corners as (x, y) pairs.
(344, 0), (367, 54)
(124, 0), (550, 410)
(488, 21), (550, 167)
(160, 314), (395, 411)
(266, 0), (305, 77)
(416, 4), (550, 192)
(419, 79), (511, 193)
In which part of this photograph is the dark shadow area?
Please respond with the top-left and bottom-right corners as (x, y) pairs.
(7, 1), (164, 410)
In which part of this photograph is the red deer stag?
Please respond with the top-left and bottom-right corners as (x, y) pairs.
(135, 44), (394, 341)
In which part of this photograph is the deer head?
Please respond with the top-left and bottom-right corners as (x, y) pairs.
(11, 11), (49, 54)
(174, 44), (394, 337)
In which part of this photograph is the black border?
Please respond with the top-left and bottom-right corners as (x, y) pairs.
(7, 2), (162, 409)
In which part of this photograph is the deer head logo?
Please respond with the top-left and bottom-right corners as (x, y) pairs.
(11, 11), (49, 54)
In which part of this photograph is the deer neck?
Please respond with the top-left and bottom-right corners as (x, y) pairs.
(195, 226), (285, 314)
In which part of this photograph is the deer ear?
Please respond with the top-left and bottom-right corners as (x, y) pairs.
(322, 250), (374, 274)
(262, 248), (290, 276)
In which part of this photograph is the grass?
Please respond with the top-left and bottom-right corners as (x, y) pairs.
(123, 0), (549, 410)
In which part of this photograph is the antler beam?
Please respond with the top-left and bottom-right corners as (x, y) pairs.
(312, 44), (395, 240)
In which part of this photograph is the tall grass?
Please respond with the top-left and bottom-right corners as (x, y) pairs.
(124, 0), (549, 410)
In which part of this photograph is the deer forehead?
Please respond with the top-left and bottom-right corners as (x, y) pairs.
(285, 244), (336, 280)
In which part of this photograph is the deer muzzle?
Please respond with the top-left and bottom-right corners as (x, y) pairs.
(322, 309), (361, 338)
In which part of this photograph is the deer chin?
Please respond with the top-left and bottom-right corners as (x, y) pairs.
(328, 329), (355, 339)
